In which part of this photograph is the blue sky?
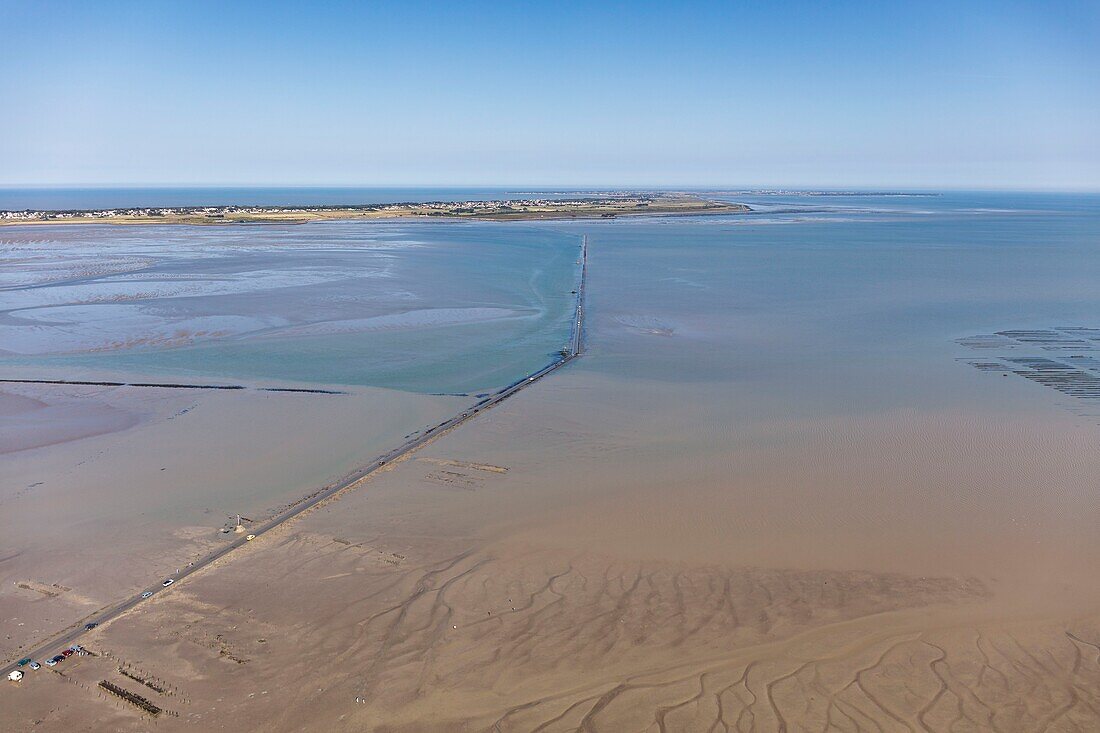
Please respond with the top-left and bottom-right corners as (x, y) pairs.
(2, 1), (1098, 189)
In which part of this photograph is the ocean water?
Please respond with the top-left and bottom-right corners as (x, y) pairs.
(0, 221), (581, 393)
(434, 191), (1100, 585)
(3, 190), (1100, 625)
(557, 193), (1100, 492)
(3, 191), (1098, 403)
(575, 191), (1100, 410)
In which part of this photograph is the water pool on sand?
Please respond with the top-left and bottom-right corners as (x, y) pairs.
(0, 221), (582, 394)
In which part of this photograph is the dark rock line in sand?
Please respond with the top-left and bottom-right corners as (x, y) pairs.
(0, 378), (345, 395)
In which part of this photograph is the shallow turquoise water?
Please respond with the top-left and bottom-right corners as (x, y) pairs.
(0, 221), (582, 393)
(3, 192), (1098, 402)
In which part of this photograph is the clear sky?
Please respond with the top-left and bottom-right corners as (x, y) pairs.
(2, 0), (1098, 189)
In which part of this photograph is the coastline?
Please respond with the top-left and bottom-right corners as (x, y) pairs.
(0, 195), (750, 226)
(5, 195), (1100, 730)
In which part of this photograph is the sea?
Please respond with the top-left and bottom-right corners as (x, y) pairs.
(2, 189), (1099, 405)
(3, 187), (1100, 587)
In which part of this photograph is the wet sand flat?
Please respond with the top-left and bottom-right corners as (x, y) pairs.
(4, 365), (1098, 730)
(0, 220), (578, 662)
(0, 380), (464, 662)
(0, 389), (138, 454)
(4, 195), (1100, 730)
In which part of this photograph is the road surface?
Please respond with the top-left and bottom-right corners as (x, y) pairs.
(2, 234), (588, 678)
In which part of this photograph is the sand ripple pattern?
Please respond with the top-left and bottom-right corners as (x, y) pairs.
(486, 624), (1100, 732)
(16, 537), (1097, 732)
(227, 540), (1044, 732)
(271, 543), (1095, 732)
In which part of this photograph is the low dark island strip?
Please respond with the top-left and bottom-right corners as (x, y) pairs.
(0, 378), (346, 394)
(0, 194), (749, 226)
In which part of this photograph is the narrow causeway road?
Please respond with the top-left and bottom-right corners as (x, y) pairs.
(2, 234), (588, 678)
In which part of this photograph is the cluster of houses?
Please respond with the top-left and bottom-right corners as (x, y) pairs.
(380, 197), (645, 213)
(1, 206), (288, 221)
(0, 196), (658, 222)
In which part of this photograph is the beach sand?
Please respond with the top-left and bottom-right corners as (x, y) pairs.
(5, 209), (1100, 730)
(0, 381), (464, 663)
(3, 367), (1098, 730)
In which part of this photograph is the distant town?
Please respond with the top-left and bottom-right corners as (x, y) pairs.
(0, 195), (751, 225)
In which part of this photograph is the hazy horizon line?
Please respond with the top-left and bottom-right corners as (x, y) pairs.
(2, 183), (1099, 194)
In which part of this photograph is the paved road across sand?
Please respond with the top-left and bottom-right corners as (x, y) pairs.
(2, 234), (588, 678)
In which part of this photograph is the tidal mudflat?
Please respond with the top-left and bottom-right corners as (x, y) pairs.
(0, 221), (579, 391)
(5, 194), (1100, 730)
(0, 221), (579, 661)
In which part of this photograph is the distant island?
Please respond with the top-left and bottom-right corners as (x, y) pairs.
(0, 194), (750, 226)
(698, 190), (941, 197)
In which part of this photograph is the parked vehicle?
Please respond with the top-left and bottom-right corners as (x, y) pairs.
(16, 658), (31, 667)
(28, 662), (40, 670)
(44, 658), (58, 667)
(61, 649), (74, 658)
